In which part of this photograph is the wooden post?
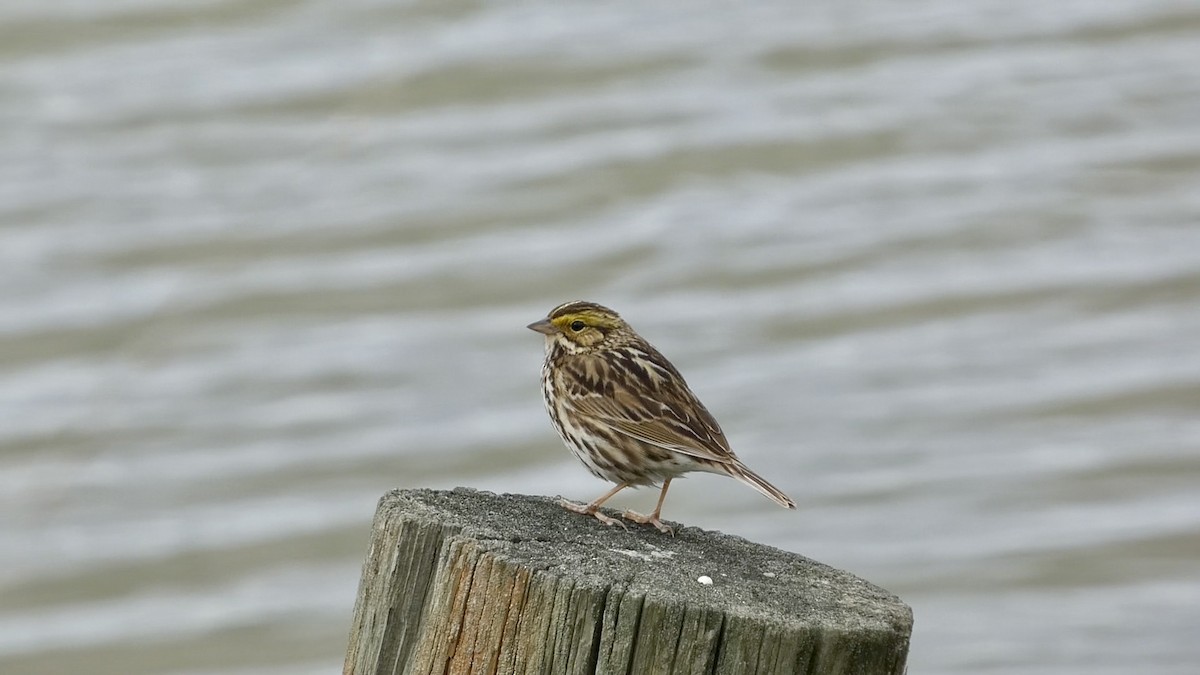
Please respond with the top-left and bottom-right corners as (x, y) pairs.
(344, 488), (912, 675)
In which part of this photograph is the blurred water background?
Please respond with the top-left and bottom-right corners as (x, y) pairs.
(3, 1), (1200, 673)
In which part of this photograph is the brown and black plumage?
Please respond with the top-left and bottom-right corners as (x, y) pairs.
(528, 300), (795, 533)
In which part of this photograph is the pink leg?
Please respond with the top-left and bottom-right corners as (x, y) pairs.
(622, 478), (675, 535)
(560, 483), (630, 529)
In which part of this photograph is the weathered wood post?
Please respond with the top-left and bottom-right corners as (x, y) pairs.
(344, 488), (912, 675)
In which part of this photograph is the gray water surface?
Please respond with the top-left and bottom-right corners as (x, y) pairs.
(3, 1), (1199, 673)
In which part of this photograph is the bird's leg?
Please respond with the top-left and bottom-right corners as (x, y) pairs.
(622, 478), (674, 535)
(560, 482), (629, 529)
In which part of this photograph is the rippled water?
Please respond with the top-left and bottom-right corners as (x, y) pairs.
(3, 1), (1199, 673)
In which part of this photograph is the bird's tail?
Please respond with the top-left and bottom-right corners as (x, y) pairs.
(727, 461), (796, 509)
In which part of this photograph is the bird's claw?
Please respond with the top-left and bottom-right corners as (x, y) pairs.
(622, 510), (674, 535)
(559, 499), (628, 530)
(592, 510), (628, 530)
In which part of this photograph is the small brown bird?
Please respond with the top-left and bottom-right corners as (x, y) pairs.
(528, 300), (795, 534)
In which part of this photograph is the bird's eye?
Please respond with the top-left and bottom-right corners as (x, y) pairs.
(570, 320), (586, 332)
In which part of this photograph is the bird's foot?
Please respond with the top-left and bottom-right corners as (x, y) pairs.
(622, 509), (674, 535)
(559, 499), (627, 529)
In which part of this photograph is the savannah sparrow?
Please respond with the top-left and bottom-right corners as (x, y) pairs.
(528, 300), (795, 534)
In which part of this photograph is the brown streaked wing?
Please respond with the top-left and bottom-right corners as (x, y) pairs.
(561, 351), (736, 465)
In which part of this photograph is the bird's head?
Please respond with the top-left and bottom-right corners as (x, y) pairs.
(527, 300), (630, 353)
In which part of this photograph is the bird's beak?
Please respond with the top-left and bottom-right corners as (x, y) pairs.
(526, 318), (556, 335)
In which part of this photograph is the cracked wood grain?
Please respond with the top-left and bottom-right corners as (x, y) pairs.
(344, 488), (912, 675)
